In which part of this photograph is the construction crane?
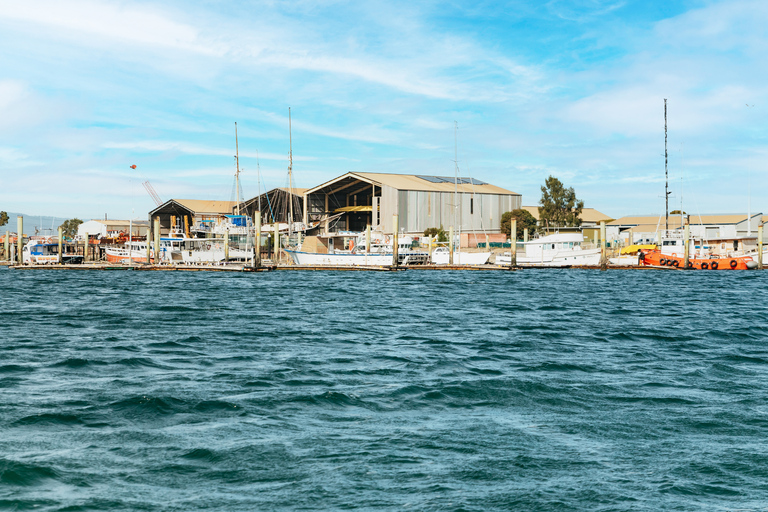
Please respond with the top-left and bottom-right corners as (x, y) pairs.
(131, 164), (163, 206)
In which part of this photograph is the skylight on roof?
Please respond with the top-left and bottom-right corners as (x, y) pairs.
(416, 175), (487, 185)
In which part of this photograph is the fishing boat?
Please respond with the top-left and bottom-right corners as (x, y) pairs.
(638, 249), (756, 270)
(285, 233), (428, 266)
(430, 246), (491, 265)
(496, 232), (601, 267)
(105, 240), (153, 263)
(22, 239), (83, 264)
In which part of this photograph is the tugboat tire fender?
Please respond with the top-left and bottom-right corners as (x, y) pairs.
(659, 258), (667, 265)
(701, 262), (708, 269)
(711, 261), (718, 270)
(730, 259), (737, 269)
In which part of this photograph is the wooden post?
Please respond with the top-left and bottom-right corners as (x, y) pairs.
(170, 215), (176, 234)
(224, 230), (229, 263)
(184, 215), (190, 238)
(392, 215), (399, 267)
(365, 224), (371, 266)
(303, 194), (308, 227)
(17, 216), (23, 264)
(254, 212), (261, 268)
(656, 229), (661, 249)
(758, 224), (764, 270)
(146, 222), (152, 263)
(485, 234), (490, 251)
(153, 217), (160, 264)
(273, 224), (280, 263)
(429, 234), (434, 264)
(683, 224), (690, 269)
(510, 220), (517, 268)
(600, 221), (607, 271)
(448, 226), (454, 265)
(58, 226), (63, 264)
(524, 228), (529, 243)
(3, 229), (9, 261)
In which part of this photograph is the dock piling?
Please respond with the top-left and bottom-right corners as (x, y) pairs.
(510, 220), (517, 268)
(58, 227), (63, 264)
(448, 226), (454, 265)
(273, 224), (279, 263)
(17, 216), (23, 264)
(365, 224), (371, 266)
(153, 218), (160, 264)
(4, 227), (9, 261)
(684, 224), (690, 269)
(392, 215), (399, 267)
(759, 224), (764, 270)
(254, 212), (261, 268)
(224, 230), (229, 262)
(600, 221), (607, 271)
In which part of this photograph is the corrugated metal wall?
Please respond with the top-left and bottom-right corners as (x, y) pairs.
(384, 191), (520, 234)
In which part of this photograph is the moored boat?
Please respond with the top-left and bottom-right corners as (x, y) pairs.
(496, 232), (600, 267)
(638, 250), (757, 270)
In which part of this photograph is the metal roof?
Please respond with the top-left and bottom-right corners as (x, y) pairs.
(609, 214), (756, 227)
(521, 206), (612, 223)
(306, 172), (519, 195)
(149, 199), (238, 216)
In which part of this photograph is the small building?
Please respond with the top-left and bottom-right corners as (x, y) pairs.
(520, 205), (613, 242)
(303, 172), (521, 237)
(148, 199), (238, 237)
(78, 219), (149, 239)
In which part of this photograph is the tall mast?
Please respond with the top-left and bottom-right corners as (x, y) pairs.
(454, 121), (458, 236)
(288, 107), (294, 234)
(235, 122), (241, 216)
(664, 99), (669, 232)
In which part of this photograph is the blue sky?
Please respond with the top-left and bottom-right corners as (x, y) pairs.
(0, 0), (765, 220)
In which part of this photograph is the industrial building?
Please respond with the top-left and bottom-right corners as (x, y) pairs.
(148, 199), (238, 236)
(302, 172), (521, 236)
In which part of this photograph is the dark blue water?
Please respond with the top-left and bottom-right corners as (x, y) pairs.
(2, 266), (767, 511)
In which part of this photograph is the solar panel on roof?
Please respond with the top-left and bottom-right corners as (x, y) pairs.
(417, 175), (488, 185)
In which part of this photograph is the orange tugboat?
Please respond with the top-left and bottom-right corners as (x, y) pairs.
(638, 250), (757, 270)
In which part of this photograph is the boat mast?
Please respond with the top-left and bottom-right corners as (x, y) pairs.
(454, 121), (459, 253)
(288, 107), (294, 236)
(235, 122), (241, 216)
(664, 99), (669, 233)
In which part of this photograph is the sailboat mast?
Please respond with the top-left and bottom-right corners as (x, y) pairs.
(454, 121), (458, 244)
(288, 107), (294, 235)
(664, 99), (669, 232)
(235, 122), (241, 216)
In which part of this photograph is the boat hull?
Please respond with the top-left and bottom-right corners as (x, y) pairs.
(639, 250), (755, 270)
(285, 250), (428, 266)
(431, 251), (491, 265)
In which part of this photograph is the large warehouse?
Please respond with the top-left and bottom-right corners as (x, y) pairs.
(302, 172), (521, 235)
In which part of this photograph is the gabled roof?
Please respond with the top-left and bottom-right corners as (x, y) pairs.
(149, 199), (238, 216)
(521, 206), (612, 223)
(609, 214), (758, 227)
(306, 172), (518, 195)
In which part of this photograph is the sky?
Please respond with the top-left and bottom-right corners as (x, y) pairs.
(0, 0), (765, 221)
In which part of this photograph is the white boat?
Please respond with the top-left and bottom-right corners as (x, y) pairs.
(22, 239), (83, 264)
(496, 232), (601, 267)
(430, 246), (491, 265)
(105, 240), (153, 263)
(285, 233), (428, 266)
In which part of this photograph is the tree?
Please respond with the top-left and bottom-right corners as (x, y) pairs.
(538, 176), (584, 228)
(60, 218), (83, 240)
(0, 211), (8, 228)
(423, 225), (448, 242)
(501, 209), (537, 240)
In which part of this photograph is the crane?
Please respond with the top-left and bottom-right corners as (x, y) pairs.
(130, 164), (163, 206)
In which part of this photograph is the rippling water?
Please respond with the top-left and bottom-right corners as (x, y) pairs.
(2, 266), (767, 511)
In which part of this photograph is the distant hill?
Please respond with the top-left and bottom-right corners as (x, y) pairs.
(1, 212), (72, 236)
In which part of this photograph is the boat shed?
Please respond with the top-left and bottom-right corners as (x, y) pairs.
(239, 188), (308, 225)
(148, 199), (238, 237)
(302, 172), (521, 235)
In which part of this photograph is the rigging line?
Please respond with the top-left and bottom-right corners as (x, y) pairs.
(261, 175), (276, 223)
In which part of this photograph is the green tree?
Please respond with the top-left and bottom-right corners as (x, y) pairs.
(0, 211), (8, 228)
(538, 176), (584, 228)
(60, 218), (83, 240)
(423, 225), (448, 242)
(501, 209), (538, 240)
